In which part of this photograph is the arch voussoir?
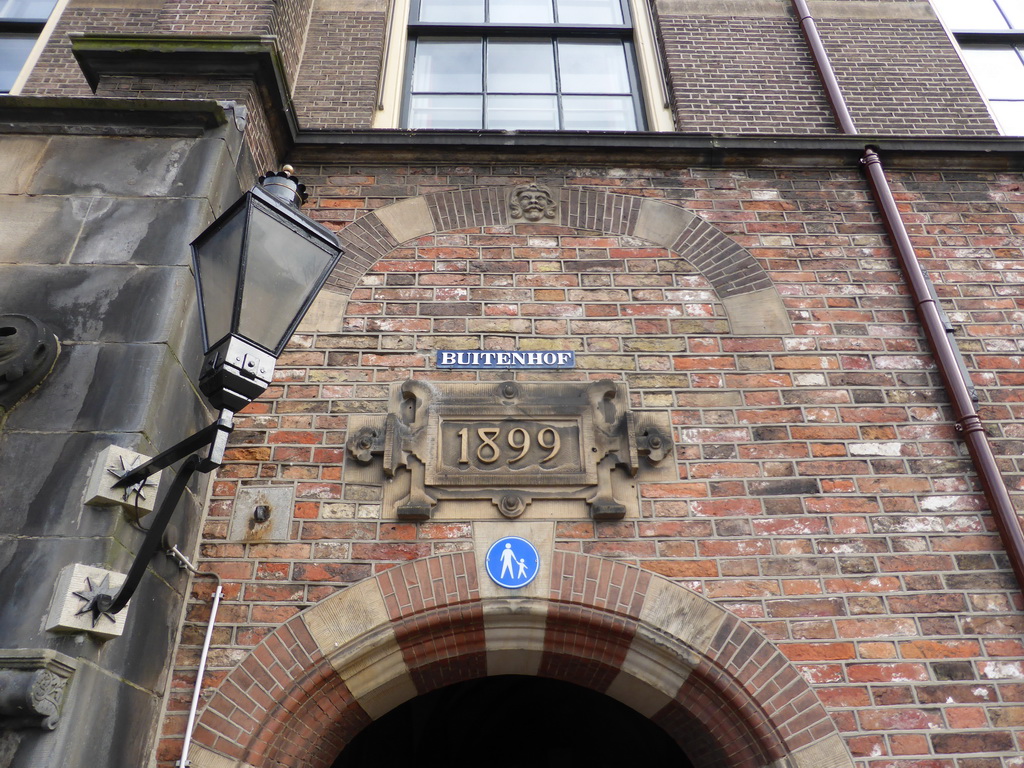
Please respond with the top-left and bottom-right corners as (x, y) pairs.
(319, 188), (791, 335)
(189, 552), (852, 768)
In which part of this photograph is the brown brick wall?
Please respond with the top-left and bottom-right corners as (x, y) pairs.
(22, 7), (161, 96)
(157, 159), (1024, 767)
(271, 0), (314, 87)
(657, 14), (837, 135)
(155, 0), (275, 34)
(293, 11), (386, 130)
(818, 19), (998, 136)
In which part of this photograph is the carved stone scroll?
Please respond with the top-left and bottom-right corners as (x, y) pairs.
(346, 380), (672, 521)
(0, 650), (76, 730)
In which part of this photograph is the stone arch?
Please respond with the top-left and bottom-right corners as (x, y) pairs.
(305, 188), (791, 336)
(187, 550), (852, 768)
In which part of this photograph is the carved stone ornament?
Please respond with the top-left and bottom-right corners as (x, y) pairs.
(0, 650), (77, 730)
(0, 314), (59, 414)
(508, 183), (558, 223)
(346, 380), (672, 521)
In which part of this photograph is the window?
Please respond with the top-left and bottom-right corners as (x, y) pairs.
(0, 0), (60, 93)
(396, 0), (655, 130)
(932, 0), (1024, 133)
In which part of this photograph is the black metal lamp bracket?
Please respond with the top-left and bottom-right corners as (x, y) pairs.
(75, 409), (234, 625)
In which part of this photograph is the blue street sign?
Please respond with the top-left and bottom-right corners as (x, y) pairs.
(485, 536), (540, 589)
(436, 350), (574, 369)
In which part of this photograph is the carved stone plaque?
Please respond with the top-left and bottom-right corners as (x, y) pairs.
(346, 380), (672, 521)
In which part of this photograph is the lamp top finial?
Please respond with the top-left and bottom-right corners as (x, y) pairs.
(258, 167), (307, 207)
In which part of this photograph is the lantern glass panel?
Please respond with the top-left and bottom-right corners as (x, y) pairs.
(194, 205), (245, 351)
(238, 201), (338, 354)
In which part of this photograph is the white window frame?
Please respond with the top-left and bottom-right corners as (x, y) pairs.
(3, 0), (69, 94)
(373, 0), (673, 130)
(931, 0), (1024, 134)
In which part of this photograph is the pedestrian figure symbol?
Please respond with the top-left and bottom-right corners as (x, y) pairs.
(500, 543), (517, 579)
(486, 536), (539, 589)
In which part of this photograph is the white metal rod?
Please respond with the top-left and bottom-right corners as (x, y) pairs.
(178, 583), (223, 768)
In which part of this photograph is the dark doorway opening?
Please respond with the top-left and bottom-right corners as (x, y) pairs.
(332, 675), (695, 768)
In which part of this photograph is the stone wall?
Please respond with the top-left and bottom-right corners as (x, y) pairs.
(0, 105), (247, 768)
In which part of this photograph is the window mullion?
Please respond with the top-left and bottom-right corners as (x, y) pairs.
(482, 36), (489, 129)
(553, 36), (564, 130)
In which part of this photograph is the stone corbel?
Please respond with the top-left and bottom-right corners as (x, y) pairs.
(0, 650), (77, 730)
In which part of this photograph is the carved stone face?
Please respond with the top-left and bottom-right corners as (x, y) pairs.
(510, 184), (556, 222)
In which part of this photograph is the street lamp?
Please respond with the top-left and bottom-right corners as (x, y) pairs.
(76, 167), (343, 624)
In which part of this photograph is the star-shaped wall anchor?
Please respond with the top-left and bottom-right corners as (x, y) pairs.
(73, 575), (117, 627)
(107, 454), (156, 505)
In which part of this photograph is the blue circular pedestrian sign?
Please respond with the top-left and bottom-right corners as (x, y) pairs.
(485, 536), (539, 589)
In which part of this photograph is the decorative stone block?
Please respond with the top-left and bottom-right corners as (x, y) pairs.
(46, 563), (128, 639)
(347, 379), (673, 521)
(84, 444), (161, 516)
(0, 649), (77, 730)
(373, 196), (435, 243)
(227, 485), (293, 542)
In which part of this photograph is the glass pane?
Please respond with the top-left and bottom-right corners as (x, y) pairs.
(417, 0), (484, 23)
(0, 0), (58, 19)
(192, 203), (246, 350)
(931, 0), (1008, 29)
(989, 99), (1024, 133)
(562, 95), (636, 130)
(490, 0), (553, 23)
(998, 0), (1024, 28)
(487, 40), (555, 93)
(409, 94), (483, 127)
(558, 40), (629, 93)
(0, 35), (34, 92)
(412, 39), (482, 93)
(486, 95), (558, 128)
(961, 46), (1024, 99)
(555, 0), (623, 24)
(239, 203), (337, 354)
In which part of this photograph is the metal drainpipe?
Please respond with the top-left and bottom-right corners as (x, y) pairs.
(789, 0), (1024, 590)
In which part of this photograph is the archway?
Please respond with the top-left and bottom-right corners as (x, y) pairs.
(301, 188), (792, 337)
(186, 551), (854, 768)
(332, 675), (695, 768)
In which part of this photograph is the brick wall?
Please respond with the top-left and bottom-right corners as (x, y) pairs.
(656, 14), (837, 135)
(23, 6), (161, 96)
(292, 10), (386, 130)
(154, 0), (275, 34)
(157, 159), (1024, 767)
(818, 19), (997, 136)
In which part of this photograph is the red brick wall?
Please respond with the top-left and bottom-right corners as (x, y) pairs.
(159, 159), (1024, 767)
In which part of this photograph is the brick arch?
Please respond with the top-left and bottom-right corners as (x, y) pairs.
(315, 188), (791, 335)
(187, 552), (852, 768)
